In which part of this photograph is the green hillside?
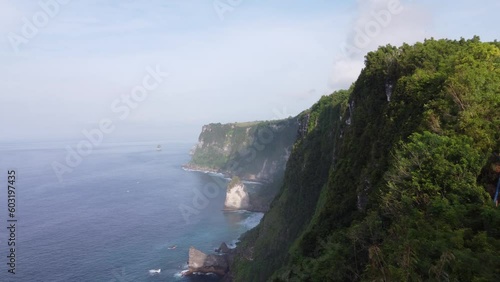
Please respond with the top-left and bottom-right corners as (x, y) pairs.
(231, 37), (500, 281)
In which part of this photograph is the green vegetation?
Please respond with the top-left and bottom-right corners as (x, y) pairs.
(228, 176), (242, 189)
(232, 37), (500, 281)
(189, 122), (243, 169)
(234, 121), (263, 127)
(188, 118), (299, 211)
(189, 118), (299, 183)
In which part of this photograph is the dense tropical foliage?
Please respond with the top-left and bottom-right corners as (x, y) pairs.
(232, 37), (500, 281)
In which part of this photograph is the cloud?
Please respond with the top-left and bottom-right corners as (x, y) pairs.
(0, 1), (23, 51)
(329, 0), (432, 90)
(45, 18), (154, 37)
(0, 0), (496, 142)
(0, 1), (21, 33)
(330, 59), (365, 89)
(0, 13), (341, 141)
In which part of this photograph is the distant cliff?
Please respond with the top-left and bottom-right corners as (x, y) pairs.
(186, 118), (298, 183)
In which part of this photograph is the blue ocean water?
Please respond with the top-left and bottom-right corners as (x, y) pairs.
(0, 141), (262, 281)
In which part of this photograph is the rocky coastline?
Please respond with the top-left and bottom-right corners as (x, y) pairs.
(183, 164), (270, 213)
(182, 163), (270, 185)
(182, 243), (236, 279)
(181, 163), (224, 176)
(181, 119), (297, 279)
(181, 173), (265, 280)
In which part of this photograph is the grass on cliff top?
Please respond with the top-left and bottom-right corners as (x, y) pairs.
(228, 176), (242, 189)
(234, 121), (262, 127)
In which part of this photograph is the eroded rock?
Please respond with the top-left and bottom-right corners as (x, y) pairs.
(187, 246), (228, 276)
(224, 177), (250, 210)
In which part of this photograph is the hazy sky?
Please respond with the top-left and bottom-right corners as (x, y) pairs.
(1, 0), (498, 143)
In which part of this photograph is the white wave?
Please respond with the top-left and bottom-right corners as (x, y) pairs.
(223, 177), (263, 185)
(223, 209), (248, 214)
(240, 212), (264, 229)
(149, 269), (161, 274)
(242, 180), (264, 185)
(182, 167), (226, 178)
(174, 270), (189, 278)
(176, 270), (218, 277)
(228, 239), (240, 249)
(181, 167), (208, 173)
(192, 272), (217, 276)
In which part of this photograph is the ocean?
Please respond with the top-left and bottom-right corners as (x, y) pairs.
(0, 141), (263, 281)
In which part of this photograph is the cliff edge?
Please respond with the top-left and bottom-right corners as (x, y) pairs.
(185, 118), (298, 183)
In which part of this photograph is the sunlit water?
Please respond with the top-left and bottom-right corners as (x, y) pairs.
(0, 141), (262, 281)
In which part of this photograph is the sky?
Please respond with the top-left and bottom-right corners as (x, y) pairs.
(0, 0), (499, 143)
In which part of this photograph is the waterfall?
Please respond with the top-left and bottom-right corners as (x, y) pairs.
(385, 81), (394, 102)
(346, 100), (354, 125)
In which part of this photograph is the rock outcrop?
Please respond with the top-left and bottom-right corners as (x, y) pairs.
(186, 246), (228, 276)
(215, 242), (231, 254)
(224, 177), (250, 210)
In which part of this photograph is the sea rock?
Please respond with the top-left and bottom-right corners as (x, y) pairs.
(216, 242), (231, 254)
(187, 247), (228, 276)
(224, 177), (250, 210)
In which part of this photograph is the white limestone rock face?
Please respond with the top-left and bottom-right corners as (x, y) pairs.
(224, 181), (250, 210)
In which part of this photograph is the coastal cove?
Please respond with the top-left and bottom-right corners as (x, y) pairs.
(0, 141), (262, 282)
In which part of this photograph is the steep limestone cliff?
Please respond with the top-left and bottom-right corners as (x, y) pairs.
(231, 38), (500, 281)
(186, 118), (298, 183)
(185, 38), (500, 281)
(186, 118), (299, 213)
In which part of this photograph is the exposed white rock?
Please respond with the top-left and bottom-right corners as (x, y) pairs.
(224, 182), (250, 210)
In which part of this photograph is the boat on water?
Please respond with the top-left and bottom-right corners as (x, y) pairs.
(168, 245), (177, 249)
(149, 269), (161, 274)
(156, 144), (162, 151)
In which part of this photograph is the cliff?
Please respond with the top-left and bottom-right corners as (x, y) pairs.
(231, 38), (500, 281)
(186, 118), (299, 212)
(186, 118), (298, 183)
